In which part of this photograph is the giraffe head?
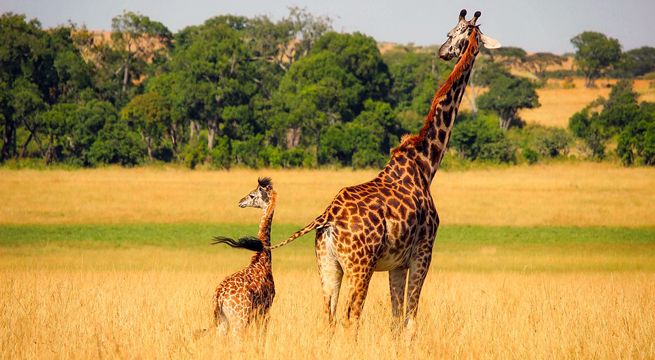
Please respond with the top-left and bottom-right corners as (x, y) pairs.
(438, 9), (500, 61)
(238, 177), (274, 209)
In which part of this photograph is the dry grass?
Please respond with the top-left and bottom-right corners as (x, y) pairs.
(461, 78), (655, 128)
(1, 163), (654, 227)
(1, 248), (654, 359)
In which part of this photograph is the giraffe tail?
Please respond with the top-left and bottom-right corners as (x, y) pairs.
(211, 235), (263, 252)
(271, 213), (328, 250)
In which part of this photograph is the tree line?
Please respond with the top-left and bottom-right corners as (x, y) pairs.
(1, 10), (654, 168)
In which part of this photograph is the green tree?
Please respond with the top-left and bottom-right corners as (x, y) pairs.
(89, 117), (145, 166)
(111, 11), (172, 95)
(169, 20), (258, 153)
(571, 31), (621, 87)
(270, 31), (392, 164)
(490, 46), (527, 68)
(0, 13), (47, 160)
(620, 46), (655, 77)
(524, 52), (563, 80)
(569, 80), (647, 161)
(450, 111), (516, 163)
(477, 75), (540, 130)
(617, 103), (655, 165)
(121, 92), (171, 160)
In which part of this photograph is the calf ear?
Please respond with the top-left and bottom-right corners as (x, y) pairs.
(481, 34), (501, 49)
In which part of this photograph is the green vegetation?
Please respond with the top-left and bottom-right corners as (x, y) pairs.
(570, 80), (655, 164)
(571, 31), (622, 87)
(1, 224), (653, 272)
(1, 11), (654, 169)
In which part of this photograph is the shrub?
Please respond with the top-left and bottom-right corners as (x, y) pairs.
(450, 112), (516, 163)
(88, 118), (145, 166)
(209, 136), (231, 169)
(617, 104), (655, 165)
(182, 132), (208, 169)
(232, 135), (265, 168)
(519, 125), (572, 158)
(523, 148), (539, 164)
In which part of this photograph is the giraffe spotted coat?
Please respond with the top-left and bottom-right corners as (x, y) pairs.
(272, 11), (493, 329)
(212, 179), (276, 333)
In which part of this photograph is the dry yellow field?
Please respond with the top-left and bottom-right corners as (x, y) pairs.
(461, 78), (655, 128)
(1, 248), (654, 359)
(2, 162), (654, 227)
(2, 163), (654, 359)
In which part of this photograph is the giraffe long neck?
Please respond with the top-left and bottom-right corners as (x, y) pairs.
(396, 29), (480, 182)
(251, 191), (276, 270)
(258, 191), (276, 248)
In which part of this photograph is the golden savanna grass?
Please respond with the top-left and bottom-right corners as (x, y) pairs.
(460, 78), (655, 128)
(2, 249), (654, 359)
(2, 164), (654, 359)
(2, 162), (655, 227)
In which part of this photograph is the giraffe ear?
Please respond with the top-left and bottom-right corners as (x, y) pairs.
(481, 34), (501, 49)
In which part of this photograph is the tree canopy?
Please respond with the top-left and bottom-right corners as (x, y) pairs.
(571, 31), (622, 87)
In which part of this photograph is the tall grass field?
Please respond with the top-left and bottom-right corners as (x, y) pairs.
(1, 164), (654, 359)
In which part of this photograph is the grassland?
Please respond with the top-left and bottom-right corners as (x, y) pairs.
(460, 78), (655, 128)
(2, 162), (655, 227)
(1, 225), (654, 359)
(1, 165), (654, 359)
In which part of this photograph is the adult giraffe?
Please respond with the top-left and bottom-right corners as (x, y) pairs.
(273, 9), (500, 328)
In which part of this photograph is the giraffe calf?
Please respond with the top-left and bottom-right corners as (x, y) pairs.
(211, 177), (276, 334)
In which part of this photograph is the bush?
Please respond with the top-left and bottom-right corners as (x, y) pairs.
(182, 133), (209, 169)
(232, 135), (266, 168)
(517, 125), (572, 159)
(282, 148), (314, 168)
(352, 149), (386, 169)
(617, 104), (655, 165)
(153, 140), (175, 162)
(88, 118), (145, 166)
(209, 136), (231, 169)
(523, 148), (539, 164)
(450, 112), (516, 163)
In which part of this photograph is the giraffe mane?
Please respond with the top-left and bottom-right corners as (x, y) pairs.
(393, 27), (480, 154)
(258, 177), (273, 188)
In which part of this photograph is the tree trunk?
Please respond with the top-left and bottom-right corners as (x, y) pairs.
(146, 137), (153, 161)
(189, 120), (199, 141)
(2, 121), (16, 160)
(122, 54), (131, 93)
(44, 133), (54, 165)
(499, 110), (516, 131)
(207, 118), (217, 150)
(20, 131), (34, 158)
(286, 128), (302, 149)
(170, 124), (178, 155)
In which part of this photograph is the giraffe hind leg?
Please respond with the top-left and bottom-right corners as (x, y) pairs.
(316, 227), (344, 326)
(343, 267), (375, 329)
(213, 298), (230, 335)
(317, 253), (343, 326)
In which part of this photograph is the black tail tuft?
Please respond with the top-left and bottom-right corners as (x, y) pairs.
(211, 236), (263, 252)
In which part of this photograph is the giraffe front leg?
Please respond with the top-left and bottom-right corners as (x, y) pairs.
(389, 268), (408, 329)
(404, 244), (433, 333)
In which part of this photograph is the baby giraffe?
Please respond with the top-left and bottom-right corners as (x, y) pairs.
(211, 177), (276, 335)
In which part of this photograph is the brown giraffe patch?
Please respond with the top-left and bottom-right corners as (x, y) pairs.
(271, 10), (487, 329)
(211, 178), (276, 334)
